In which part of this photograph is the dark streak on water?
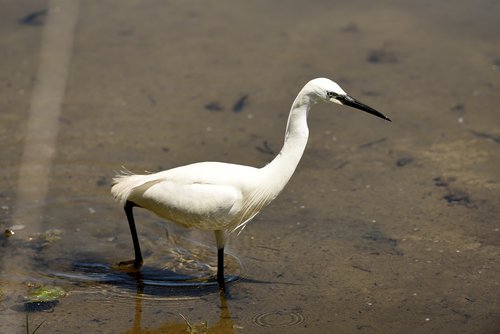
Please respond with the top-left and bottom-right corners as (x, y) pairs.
(18, 10), (47, 26)
(395, 157), (414, 167)
(205, 102), (224, 112)
(471, 130), (500, 144)
(232, 95), (249, 113)
(359, 138), (386, 149)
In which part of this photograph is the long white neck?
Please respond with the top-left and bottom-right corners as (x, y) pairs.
(260, 88), (315, 198)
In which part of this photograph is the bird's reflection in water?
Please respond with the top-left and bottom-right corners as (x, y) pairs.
(123, 272), (235, 334)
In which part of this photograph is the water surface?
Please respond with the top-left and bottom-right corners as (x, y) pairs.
(1, 0), (499, 333)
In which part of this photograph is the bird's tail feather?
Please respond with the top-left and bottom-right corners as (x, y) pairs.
(111, 168), (147, 204)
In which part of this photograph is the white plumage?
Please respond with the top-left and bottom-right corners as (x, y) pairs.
(111, 78), (390, 289)
(112, 162), (274, 231)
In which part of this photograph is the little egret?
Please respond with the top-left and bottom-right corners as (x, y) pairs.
(111, 78), (390, 289)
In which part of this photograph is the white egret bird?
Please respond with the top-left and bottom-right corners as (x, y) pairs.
(111, 78), (390, 289)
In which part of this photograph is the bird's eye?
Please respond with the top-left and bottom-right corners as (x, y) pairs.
(327, 91), (337, 98)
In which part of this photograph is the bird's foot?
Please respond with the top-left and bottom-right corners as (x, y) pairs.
(114, 259), (143, 272)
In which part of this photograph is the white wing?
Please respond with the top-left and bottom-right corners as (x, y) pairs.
(112, 161), (261, 230)
(132, 180), (243, 230)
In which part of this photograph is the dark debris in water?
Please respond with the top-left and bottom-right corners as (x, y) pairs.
(362, 230), (397, 247)
(24, 300), (59, 312)
(443, 189), (472, 206)
(433, 176), (456, 187)
(471, 130), (500, 144)
(204, 94), (250, 113)
(359, 138), (386, 149)
(367, 49), (399, 64)
(357, 325), (374, 331)
(434, 176), (474, 207)
(256, 140), (275, 155)
(232, 94), (249, 113)
(204, 102), (224, 112)
(96, 176), (108, 187)
(396, 157), (414, 167)
(450, 103), (465, 114)
(334, 160), (349, 170)
(18, 10), (47, 26)
(360, 229), (403, 256)
(351, 264), (371, 273)
(340, 22), (359, 33)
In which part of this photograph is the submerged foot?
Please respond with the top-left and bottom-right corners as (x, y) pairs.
(114, 259), (143, 272)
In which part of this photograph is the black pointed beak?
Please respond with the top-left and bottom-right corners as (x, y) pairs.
(338, 95), (391, 122)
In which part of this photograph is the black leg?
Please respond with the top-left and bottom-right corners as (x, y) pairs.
(217, 247), (225, 290)
(123, 200), (143, 269)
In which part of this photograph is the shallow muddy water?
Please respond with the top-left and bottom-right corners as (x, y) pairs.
(1, 0), (500, 333)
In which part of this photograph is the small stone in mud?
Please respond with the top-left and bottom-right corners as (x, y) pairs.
(396, 157), (414, 167)
(204, 102), (223, 111)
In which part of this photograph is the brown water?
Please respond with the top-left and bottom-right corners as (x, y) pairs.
(1, 0), (500, 333)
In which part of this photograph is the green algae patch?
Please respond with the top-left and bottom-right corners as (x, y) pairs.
(28, 285), (66, 303)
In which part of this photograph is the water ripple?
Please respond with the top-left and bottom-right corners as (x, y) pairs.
(252, 310), (306, 327)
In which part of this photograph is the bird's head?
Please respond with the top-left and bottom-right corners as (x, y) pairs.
(306, 78), (391, 121)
